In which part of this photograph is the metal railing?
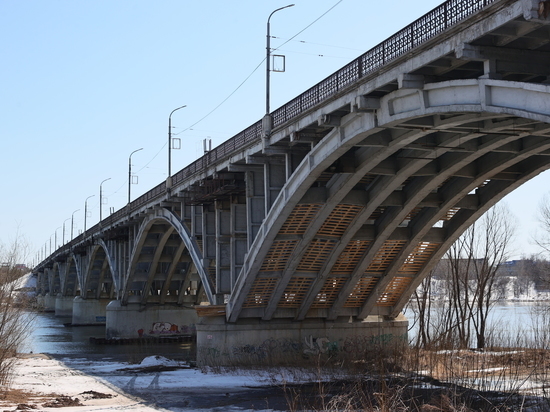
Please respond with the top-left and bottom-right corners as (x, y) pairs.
(36, 0), (502, 267)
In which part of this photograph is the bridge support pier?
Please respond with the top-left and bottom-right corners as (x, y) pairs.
(42, 294), (56, 312)
(105, 301), (198, 339)
(35, 295), (45, 311)
(55, 295), (74, 317)
(195, 315), (408, 367)
(72, 297), (109, 325)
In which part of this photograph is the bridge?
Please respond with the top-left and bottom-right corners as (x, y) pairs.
(33, 0), (550, 365)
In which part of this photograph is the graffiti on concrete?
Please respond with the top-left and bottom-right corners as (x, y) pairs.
(225, 333), (407, 361)
(150, 322), (180, 334)
(303, 336), (332, 355)
(136, 322), (197, 337)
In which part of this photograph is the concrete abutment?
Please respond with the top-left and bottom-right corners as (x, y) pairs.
(195, 314), (408, 366)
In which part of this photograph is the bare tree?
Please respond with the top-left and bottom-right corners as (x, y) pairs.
(469, 206), (514, 348)
(411, 204), (515, 349)
(0, 236), (34, 386)
(536, 193), (550, 255)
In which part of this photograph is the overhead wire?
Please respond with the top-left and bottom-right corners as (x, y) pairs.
(271, 36), (364, 52)
(136, 0), (345, 176)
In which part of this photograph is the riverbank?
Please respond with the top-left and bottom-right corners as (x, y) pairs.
(2, 353), (294, 412)
(5, 348), (550, 412)
(3, 354), (163, 411)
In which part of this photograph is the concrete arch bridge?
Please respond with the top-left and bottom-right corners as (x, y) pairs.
(34, 0), (550, 364)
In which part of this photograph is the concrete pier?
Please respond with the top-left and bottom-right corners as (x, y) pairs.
(55, 295), (74, 317)
(72, 297), (109, 325)
(105, 301), (198, 339)
(196, 315), (408, 366)
(42, 294), (57, 312)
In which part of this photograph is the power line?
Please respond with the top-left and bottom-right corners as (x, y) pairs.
(276, 47), (353, 60)
(271, 36), (364, 52)
(136, 0), (345, 175)
(271, 0), (344, 53)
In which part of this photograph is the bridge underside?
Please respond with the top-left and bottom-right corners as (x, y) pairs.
(227, 79), (550, 325)
(190, 78), (550, 364)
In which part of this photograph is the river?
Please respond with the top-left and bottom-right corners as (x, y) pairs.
(23, 302), (550, 360)
(405, 301), (550, 346)
(23, 312), (195, 363)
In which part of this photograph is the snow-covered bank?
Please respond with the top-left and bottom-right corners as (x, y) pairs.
(5, 354), (291, 412)
(6, 354), (162, 411)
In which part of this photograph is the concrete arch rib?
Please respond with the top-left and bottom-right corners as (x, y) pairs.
(327, 121), (550, 320)
(352, 136), (550, 320)
(228, 78), (550, 323)
(82, 241), (117, 300)
(122, 207), (214, 304)
(61, 253), (81, 297)
(389, 154), (550, 318)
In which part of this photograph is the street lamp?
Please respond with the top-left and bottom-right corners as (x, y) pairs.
(62, 218), (71, 244)
(49, 234), (53, 254)
(128, 148), (143, 203)
(266, 4), (294, 116)
(54, 226), (61, 249)
(84, 195), (95, 232)
(100, 178), (111, 221)
(168, 105), (186, 186)
(71, 209), (80, 240)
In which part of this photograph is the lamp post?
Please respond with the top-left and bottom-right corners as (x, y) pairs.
(100, 178), (111, 221)
(54, 226), (61, 249)
(266, 4), (294, 116)
(71, 209), (80, 240)
(84, 195), (95, 232)
(168, 105), (186, 184)
(49, 234), (53, 254)
(128, 148), (143, 203)
(62, 218), (71, 244)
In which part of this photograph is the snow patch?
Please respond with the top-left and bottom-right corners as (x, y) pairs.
(139, 355), (179, 367)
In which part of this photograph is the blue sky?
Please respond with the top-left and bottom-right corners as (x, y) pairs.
(1, 0), (547, 264)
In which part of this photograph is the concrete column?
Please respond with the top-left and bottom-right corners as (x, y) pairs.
(72, 296), (109, 325)
(215, 199), (231, 295)
(246, 170), (265, 247)
(231, 197), (247, 289)
(105, 301), (199, 339)
(196, 315), (408, 366)
(264, 162), (286, 211)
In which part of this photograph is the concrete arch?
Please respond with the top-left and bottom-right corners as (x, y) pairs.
(82, 242), (116, 300)
(228, 78), (550, 322)
(122, 207), (214, 305)
(50, 262), (61, 297)
(62, 253), (82, 297)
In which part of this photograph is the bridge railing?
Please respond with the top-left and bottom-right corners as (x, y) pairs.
(35, 0), (501, 269)
(272, 0), (498, 127)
